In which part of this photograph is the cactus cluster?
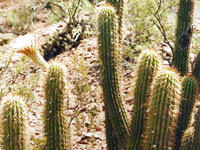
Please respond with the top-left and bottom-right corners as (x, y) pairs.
(172, 0), (194, 76)
(127, 50), (161, 150)
(98, 4), (129, 149)
(1, 96), (28, 150)
(44, 63), (71, 150)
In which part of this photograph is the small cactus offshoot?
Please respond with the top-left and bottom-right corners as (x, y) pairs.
(44, 63), (71, 150)
(175, 76), (197, 150)
(143, 68), (182, 150)
(1, 96), (28, 150)
(127, 50), (161, 150)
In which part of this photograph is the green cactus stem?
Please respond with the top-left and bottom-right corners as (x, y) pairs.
(44, 63), (71, 150)
(192, 52), (200, 85)
(180, 126), (194, 150)
(1, 96), (28, 150)
(127, 50), (161, 150)
(98, 5), (129, 148)
(143, 68), (182, 150)
(189, 105), (200, 150)
(106, 0), (124, 47)
(172, 0), (194, 76)
(105, 111), (119, 150)
(175, 76), (197, 150)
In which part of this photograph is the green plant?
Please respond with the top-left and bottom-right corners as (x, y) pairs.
(98, 4), (129, 149)
(127, 50), (161, 150)
(189, 105), (200, 149)
(143, 68), (182, 150)
(1, 96), (28, 150)
(125, 0), (177, 47)
(44, 63), (71, 150)
(175, 76), (198, 150)
(106, 0), (124, 47)
(192, 52), (200, 85)
(180, 126), (194, 150)
(172, 0), (194, 76)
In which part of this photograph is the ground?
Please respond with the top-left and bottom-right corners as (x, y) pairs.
(1, 0), (200, 150)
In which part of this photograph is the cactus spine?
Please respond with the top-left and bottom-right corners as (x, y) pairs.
(143, 68), (182, 150)
(175, 76), (197, 150)
(172, 0), (194, 76)
(127, 50), (161, 150)
(1, 96), (28, 150)
(98, 5), (129, 148)
(44, 63), (71, 150)
(192, 52), (200, 85)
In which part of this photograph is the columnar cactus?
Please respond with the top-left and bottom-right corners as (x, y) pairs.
(106, 0), (124, 47)
(143, 68), (182, 150)
(172, 0), (194, 76)
(98, 5), (129, 148)
(127, 50), (161, 150)
(180, 126), (194, 150)
(1, 96), (28, 150)
(44, 63), (71, 150)
(175, 76), (197, 150)
(192, 52), (200, 85)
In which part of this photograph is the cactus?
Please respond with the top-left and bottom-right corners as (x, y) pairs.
(1, 96), (28, 150)
(192, 52), (200, 85)
(180, 126), (194, 150)
(105, 111), (119, 150)
(106, 0), (124, 47)
(172, 0), (194, 76)
(98, 5), (129, 148)
(143, 68), (182, 150)
(189, 105), (200, 150)
(175, 76), (197, 150)
(44, 63), (71, 150)
(127, 50), (161, 150)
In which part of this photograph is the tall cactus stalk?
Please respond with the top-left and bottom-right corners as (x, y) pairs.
(98, 5), (129, 149)
(44, 63), (71, 150)
(143, 68), (182, 150)
(192, 52), (200, 85)
(1, 96), (28, 150)
(127, 50), (161, 150)
(172, 0), (194, 76)
(106, 0), (124, 47)
(175, 76), (197, 150)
